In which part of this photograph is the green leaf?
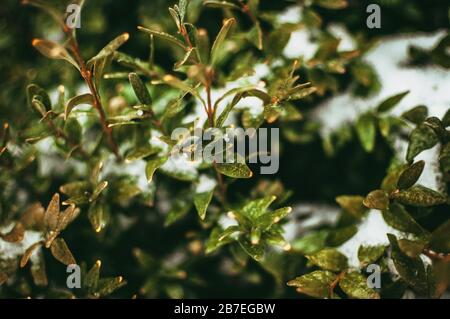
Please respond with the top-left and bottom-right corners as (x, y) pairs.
(327, 225), (357, 246)
(216, 162), (253, 179)
(145, 156), (169, 183)
(138, 26), (187, 50)
(210, 18), (235, 66)
(59, 181), (91, 198)
(428, 219), (450, 253)
(27, 84), (51, 112)
(165, 196), (192, 227)
(402, 105), (428, 125)
(335, 195), (367, 218)
(286, 86), (317, 101)
(406, 123), (439, 162)
(64, 118), (82, 145)
(32, 39), (80, 71)
(85, 260), (101, 294)
(287, 270), (337, 299)
(356, 113), (376, 152)
(88, 202), (109, 233)
(256, 207), (292, 231)
(194, 189), (214, 220)
(90, 181), (109, 202)
(388, 234), (429, 295)
(376, 91), (409, 113)
(206, 226), (237, 254)
(50, 238), (76, 266)
(96, 277), (126, 297)
(125, 146), (159, 163)
(203, 0), (241, 10)
(358, 245), (386, 266)
(382, 202), (426, 235)
(291, 231), (329, 255)
(162, 75), (205, 105)
(129, 73), (152, 105)
(65, 93), (94, 120)
(315, 0), (348, 9)
(391, 185), (446, 207)
(22, 122), (52, 143)
(177, 0), (189, 22)
(363, 190), (389, 210)
(240, 196), (276, 220)
(398, 239), (426, 258)
(88, 33), (130, 67)
(339, 272), (380, 299)
(238, 238), (264, 261)
(397, 160), (425, 190)
(306, 248), (348, 272)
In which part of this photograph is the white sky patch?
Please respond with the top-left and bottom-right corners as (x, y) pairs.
(338, 210), (404, 268)
(196, 174), (216, 193)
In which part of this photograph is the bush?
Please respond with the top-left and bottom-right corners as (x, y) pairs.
(0, 0), (449, 299)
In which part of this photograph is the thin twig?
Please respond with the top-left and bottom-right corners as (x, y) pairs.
(63, 26), (122, 161)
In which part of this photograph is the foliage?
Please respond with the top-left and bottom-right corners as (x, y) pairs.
(0, 0), (449, 299)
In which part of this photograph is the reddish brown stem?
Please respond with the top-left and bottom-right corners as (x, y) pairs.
(63, 26), (121, 161)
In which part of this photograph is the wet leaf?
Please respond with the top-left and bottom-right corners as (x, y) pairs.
(339, 272), (380, 299)
(138, 27), (187, 50)
(377, 91), (409, 113)
(194, 189), (214, 220)
(428, 219), (450, 253)
(50, 238), (76, 266)
(398, 239), (426, 258)
(20, 242), (42, 268)
(291, 231), (329, 255)
(335, 195), (367, 218)
(391, 185), (446, 207)
(211, 18), (235, 66)
(88, 33), (130, 67)
(315, 0), (348, 9)
(406, 123), (439, 162)
(65, 93), (94, 120)
(238, 238), (264, 261)
(327, 225), (357, 246)
(358, 245), (386, 266)
(0, 222), (25, 243)
(388, 234), (429, 295)
(85, 260), (101, 294)
(216, 162), (253, 178)
(125, 146), (159, 163)
(129, 73), (152, 105)
(203, 0), (241, 10)
(382, 202), (425, 235)
(306, 248), (348, 272)
(402, 105), (428, 124)
(88, 202), (109, 233)
(356, 113), (376, 152)
(145, 156), (169, 183)
(32, 39), (80, 70)
(397, 161), (425, 189)
(287, 270), (337, 298)
(44, 193), (60, 231)
(90, 181), (109, 202)
(96, 276), (126, 297)
(363, 190), (389, 210)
